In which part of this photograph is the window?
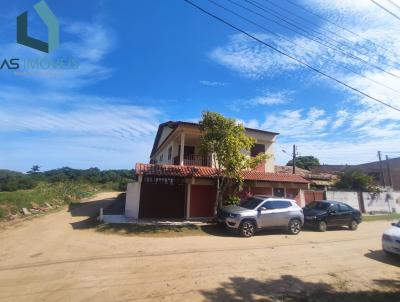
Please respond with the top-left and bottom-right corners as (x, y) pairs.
(305, 201), (331, 210)
(330, 204), (340, 212)
(250, 143), (265, 157)
(159, 154), (163, 162)
(261, 200), (291, 209)
(339, 203), (351, 212)
(262, 201), (274, 209)
(241, 197), (264, 209)
(273, 188), (284, 197)
(168, 146), (172, 160)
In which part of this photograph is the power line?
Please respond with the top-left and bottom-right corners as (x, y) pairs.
(370, 0), (400, 22)
(241, 0), (400, 79)
(284, 0), (399, 57)
(387, 0), (400, 11)
(210, 0), (400, 95)
(183, 0), (400, 112)
(260, 0), (400, 69)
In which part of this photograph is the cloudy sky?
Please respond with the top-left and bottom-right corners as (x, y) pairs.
(1, 0), (400, 172)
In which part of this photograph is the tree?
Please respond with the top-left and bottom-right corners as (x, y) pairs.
(27, 165), (41, 174)
(199, 111), (267, 213)
(335, 168), (378, 192)
(286, 156), (320, 171)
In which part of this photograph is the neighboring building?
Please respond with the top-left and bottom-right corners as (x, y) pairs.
(275, 165), (337, 190)
(125, 121), (309, 220)
(313, 157), (400, 190)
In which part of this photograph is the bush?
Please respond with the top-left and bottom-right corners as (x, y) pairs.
(0, 170), (36, 191)
(225, 195), (241, 205)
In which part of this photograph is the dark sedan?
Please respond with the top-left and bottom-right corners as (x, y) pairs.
(303, 200), (362, 232)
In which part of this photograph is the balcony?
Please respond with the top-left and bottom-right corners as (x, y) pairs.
(174, 154), (212, 167)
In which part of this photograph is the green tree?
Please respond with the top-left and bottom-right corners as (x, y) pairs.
(286, 155), (320, 170)
(199, 111), (267, 213)
(335, 168), (378, 192)
(27, 165), (41, 174)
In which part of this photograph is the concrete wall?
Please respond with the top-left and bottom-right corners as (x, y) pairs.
(363, 191), (400, 213)
(125, 182), (141, 219)
(326, 191), (360, 210)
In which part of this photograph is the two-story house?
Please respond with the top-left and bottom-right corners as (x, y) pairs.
(125, 121), (309, 220)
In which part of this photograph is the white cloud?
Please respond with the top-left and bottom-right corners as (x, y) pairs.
(199, 80), (228, 86)
(0, 103), (160, 139)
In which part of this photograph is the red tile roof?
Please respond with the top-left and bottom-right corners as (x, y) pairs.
(135, 163), (309, 184)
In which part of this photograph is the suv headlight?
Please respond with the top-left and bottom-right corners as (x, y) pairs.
(382, 234), (393, 241)
(229, 213), (240, 218)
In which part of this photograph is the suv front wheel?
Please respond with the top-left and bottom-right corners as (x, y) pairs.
(288, 219), (302, 235)
(239, 220), (256, 237)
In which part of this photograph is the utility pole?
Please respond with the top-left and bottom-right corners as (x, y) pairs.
(292, 144), (296, 174)
(378, 151), (386, 187)
(385, 155), (393, 188)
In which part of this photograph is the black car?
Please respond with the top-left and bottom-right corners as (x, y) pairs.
(303, 200), (362, 232)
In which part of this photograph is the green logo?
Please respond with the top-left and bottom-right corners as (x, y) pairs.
(17, 0), (59, 53)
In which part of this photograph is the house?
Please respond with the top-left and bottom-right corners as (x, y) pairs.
(313, 157), (400, 190)
(275, 165), (338, 190)
(125, 121), (309, 220)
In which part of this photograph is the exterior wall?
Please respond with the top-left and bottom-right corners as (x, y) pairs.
(125, 182), (141, 219)
(363, 191), (400, 213)
(326, 191), (360, 210)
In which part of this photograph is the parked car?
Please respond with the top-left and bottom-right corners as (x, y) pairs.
(303, 200), (362, 232)
(382, 220), (400, 256)
(217, 195), (304, 237)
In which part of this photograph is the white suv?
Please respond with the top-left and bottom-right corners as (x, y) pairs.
(217, 195), (304, 237)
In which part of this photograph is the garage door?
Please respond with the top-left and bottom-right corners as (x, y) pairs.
(190, 185), (216, 218)
(139, 182), (186, 218)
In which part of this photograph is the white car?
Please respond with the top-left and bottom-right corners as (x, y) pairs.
(382, 220), (400, 256)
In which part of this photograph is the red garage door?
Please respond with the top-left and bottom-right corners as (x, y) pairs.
(251, 187), (272, 196)
(190, 185), (216, 218)
(139, 183), (186, 218)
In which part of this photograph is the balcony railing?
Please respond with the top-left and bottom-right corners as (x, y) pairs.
(173, 154), (212, 167)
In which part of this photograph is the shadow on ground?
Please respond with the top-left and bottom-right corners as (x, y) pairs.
(365, 249), (400, 267)
(200, 274), (400, 302)
(69, 193), (125, 230)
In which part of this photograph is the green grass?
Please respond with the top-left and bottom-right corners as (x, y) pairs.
(96, 223), (206, 237)
(0, 182), (98, 219)
(363, 213), (400, 222)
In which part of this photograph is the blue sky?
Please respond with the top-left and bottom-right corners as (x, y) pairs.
(1, 0), (400, 172)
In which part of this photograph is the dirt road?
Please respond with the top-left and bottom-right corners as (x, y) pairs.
(0, 192), (399, 301)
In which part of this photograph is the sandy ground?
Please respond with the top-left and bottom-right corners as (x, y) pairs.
(0, 192), (399, 302)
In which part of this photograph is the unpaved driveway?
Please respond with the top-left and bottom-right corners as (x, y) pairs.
(0, 193), (399, 301)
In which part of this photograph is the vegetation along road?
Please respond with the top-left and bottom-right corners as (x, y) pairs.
(0, 192), (399, 302)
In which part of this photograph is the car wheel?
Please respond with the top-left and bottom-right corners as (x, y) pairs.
(288, 219), (302, 235)
(318, 221), (327, 232)
(239, 220), (255, 237)
(349, 220), (358, 231)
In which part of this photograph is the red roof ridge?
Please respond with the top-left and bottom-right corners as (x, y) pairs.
(135, 163), (309, 184)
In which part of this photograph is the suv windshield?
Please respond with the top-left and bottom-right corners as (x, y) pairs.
(305, 201), (331, 210)
(241, 197), (264, 209)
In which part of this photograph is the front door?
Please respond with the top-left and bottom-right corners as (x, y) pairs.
(258, 201), (278, 227)
(326, 204), (341, 226)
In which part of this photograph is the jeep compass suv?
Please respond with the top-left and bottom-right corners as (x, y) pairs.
(217, 195), (304, 237)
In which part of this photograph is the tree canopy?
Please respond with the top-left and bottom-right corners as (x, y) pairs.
(199, 111), (267, 211)
(287, 155), (320, 171)
(335, 168), (378, 192)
